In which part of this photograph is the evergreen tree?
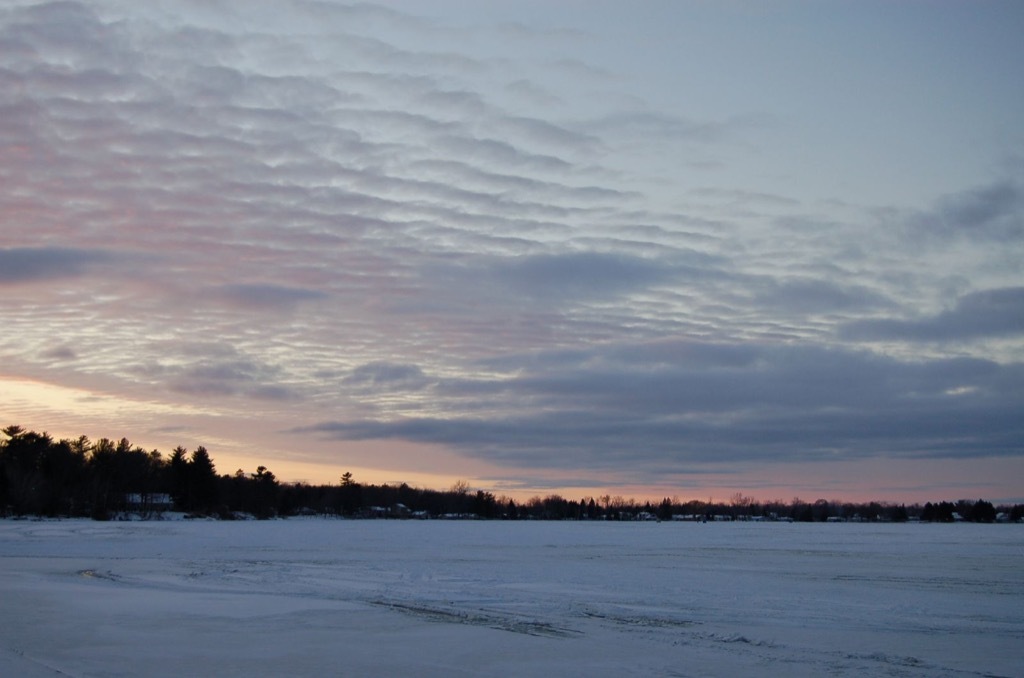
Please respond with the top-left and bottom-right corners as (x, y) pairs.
(189, 446), (219, 512)
(968, 499), (996, 523)
(168, 446), (189, 509)
(250, 465), (279, 518)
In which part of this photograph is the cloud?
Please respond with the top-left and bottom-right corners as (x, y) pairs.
(214, 284), (327, 311)
(503, 79), (562, 107)
(167, 362), (296, 401)
(842, 287), (1024, 342)
(906, 179), (1024, 243)
(934, 181), (1022, 239)
(490, 251), (678, 301)
(344, 362), (431, 392)
(39, 345), (78, 362)
(301, 340), (1024, 474)
(416, 250), (724, 318)
(3, 0), (1022, 499)
(495, 115), (601, 153)
(131, 342), (297, 402)
(582, 111), (768, 145)
(405, 159), (639, 204)
(4, 2), (108, 60)
(753, 277), (891, 315)
(0, 247), (113, 283)
(433, 135), (573, 173)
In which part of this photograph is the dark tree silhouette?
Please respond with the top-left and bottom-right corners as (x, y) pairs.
(188, 446), (219, 512)
(968, 499), (997, 523)
(250, 466), (279, 518)
(1, 427), (56, 515)
(2, 423), (1021, 524)
(167, 446), (189, 509)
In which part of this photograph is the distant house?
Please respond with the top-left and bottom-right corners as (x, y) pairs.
(124, 493), (173, 512)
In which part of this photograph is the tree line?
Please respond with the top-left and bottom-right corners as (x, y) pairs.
(2, 425), (1021, 522)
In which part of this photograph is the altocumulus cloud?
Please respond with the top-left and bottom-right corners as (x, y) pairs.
(0, 247), (114, 283)
(166, 356), (297, 402)
(2, 0), (1023, 497)
(344, 361), (432, 391)
(214, 284), (328, 311)
(842, 287), (1024, 342)
(487, 251), (681, 301)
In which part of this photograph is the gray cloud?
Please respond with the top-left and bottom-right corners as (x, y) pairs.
(496, 115), (601, 153)
(934, 181), (1022, 239)
(753, 277), (891, 315)
(0, 247), (113, 283)
(302, 341), (1024, 474)
(433, 135), (573, 173)
(166, 356), (296, 401)
(406, 159), (639, 204)
(904, 179), (1024, 244)
(214, 284), (327, 311)
(503, 79), (562, 108)
(842, 287), (1024, 342)
(395, 249), (729, 340)
(2, 0), (1022, 498)
(124, 342), (298, 401)
(39, 345), (78, 362)
(489, 251), (679, 301)
(582, 111), (768, 146)
(344, 361), (431, 392)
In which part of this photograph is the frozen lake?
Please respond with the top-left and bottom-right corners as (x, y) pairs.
(1, 520), (1020, 677)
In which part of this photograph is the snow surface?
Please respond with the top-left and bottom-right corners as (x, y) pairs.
(1, 520), (1020, 677)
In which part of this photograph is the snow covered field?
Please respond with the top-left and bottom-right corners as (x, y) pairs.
(1, 520), (1020, 677)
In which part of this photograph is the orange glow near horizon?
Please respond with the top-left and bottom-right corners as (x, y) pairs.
(3, 375), (1022, 506)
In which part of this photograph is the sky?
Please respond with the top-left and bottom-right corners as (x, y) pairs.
(2, 0), (1023, 504)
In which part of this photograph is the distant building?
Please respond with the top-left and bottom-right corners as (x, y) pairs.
(124, 493), (173, 512)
